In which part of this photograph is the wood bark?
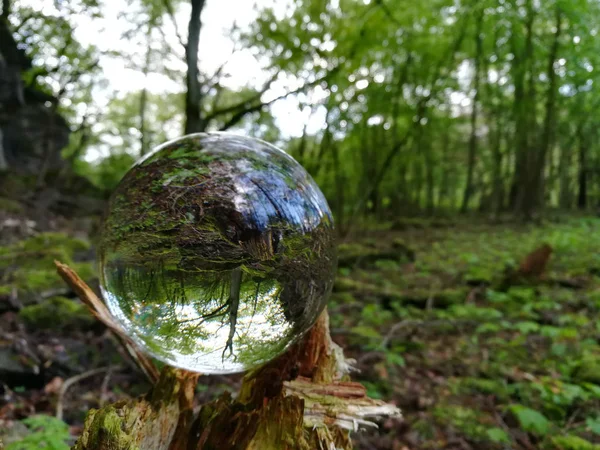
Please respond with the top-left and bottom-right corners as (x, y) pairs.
(55, 262), (400, 450)
(509, 0), (536, 216)
(577, 127), (588, 209)
(139, 21), (154, 157)
(184, 0), (206, 134)
(461, 8), (484, 213)
(532, 7), (562, 213)
(437, 128), (451, 208)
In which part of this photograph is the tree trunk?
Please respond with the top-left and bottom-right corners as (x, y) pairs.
(437, 129), (451, 208)
(577, 128), (588, 209)
(425, 141), (435, 215)
(532, 6), (562, 213)
(332, 141), (345, 227)
(491, 114), (504, 216)
(414, 154), (424, 211)
(1, 0), (9, 20)
(558, 130), (572, 208)
(139, 23), (153, 156)
(296, 123), (309, 166)
(461, 8), (484, 213)
(184, 0), (206, 134)
(510, 0), (536, 217)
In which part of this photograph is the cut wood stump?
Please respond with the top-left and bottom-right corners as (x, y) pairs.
(56, 261), (401, 450)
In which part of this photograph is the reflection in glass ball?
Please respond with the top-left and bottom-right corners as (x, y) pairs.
(98, 133), (336, 374)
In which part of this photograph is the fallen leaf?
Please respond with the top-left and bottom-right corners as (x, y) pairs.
(44, 376), (64, 394)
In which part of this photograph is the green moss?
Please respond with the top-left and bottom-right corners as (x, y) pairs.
(0, 197), (24, 214)
(81, 406), (138, 450)
(21, 232), (90, 254)
(550, 435), (600, 450)
(0, 174), (35, 198)
(330, 292), (357, 304)
(12, 268), (60, 291)
(0, 232), (95, 300)
(74, 262), (96, 281)
(451, 377), (510, 401)
(432, 404), (492, 442)
(19, 297), (93, 331)
(572, 360), (600, 385)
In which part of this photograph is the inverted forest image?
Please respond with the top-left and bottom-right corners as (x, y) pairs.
(2, 0), (600, 449)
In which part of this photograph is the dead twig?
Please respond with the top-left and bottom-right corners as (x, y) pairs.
(99, 365), (119, 407)
(56, 367), (112, 420)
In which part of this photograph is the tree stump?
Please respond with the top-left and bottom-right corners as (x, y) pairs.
(56, 261), (400, 450)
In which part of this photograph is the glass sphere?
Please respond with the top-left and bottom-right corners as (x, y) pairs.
(98, 133), (336, 374)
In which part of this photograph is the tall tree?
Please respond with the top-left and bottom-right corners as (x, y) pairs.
(184, 0), (206, 134)
(461, 8), (484, 213)
(533, 6), (562, 213)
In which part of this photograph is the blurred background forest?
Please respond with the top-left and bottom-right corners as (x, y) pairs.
(2, 0), (600, 449)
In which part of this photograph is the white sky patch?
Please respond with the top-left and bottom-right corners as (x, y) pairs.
(356, 79), (369, 90)
(22, 0), (316, 162)
(367, 115), (383, 126)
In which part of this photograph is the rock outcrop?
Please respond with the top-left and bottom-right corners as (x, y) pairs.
(0, 19), (69, 177)
(0, 19), (105, 219)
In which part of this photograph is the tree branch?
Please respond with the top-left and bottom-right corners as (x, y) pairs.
(204, 71), (279, 122)
(218, 70), (340, 131)
(162, 0), (186, 49)
(56, 59), (100, 98)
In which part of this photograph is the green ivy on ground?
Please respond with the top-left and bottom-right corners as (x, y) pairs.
(331, 217), (600, 449)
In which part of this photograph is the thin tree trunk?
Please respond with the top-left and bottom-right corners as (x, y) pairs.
(331, 141), (345, 227)
(532, 7), (562, 213)
(511, 0), (537, 218)
(558, 141), (571, 208)
(139, 23), (153, 156)
(184, 0), (206, 134)
(491, 114), (504, 216)
(1, 0), (9, 19)
(481, 20), (504, 217)
(425, 148), (435, 215)
(366, 127), (380, 216)
(437, 129), (451, 208)
(296, 122), (309, 166)
(461, 8), (484, 213)
(577, 128), (588, 209)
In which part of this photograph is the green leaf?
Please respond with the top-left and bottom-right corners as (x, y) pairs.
(507, 405), (550, 436)
(7, 415), (70, 450)
(586, 417), (600, 435)
(551, 434), (600, 450)
(583, 383), (600, 398)
(385, 351), (405, 367)
(485, 427), (511, 444)
(475, 323), (501, 334)
(350, 325), (381, 339)
(513, 321), (540, 334)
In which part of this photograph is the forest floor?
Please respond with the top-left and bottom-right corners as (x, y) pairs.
(2, 212), (600, 450)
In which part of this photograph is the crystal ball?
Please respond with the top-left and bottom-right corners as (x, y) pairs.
(98, 133), (336, 374)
